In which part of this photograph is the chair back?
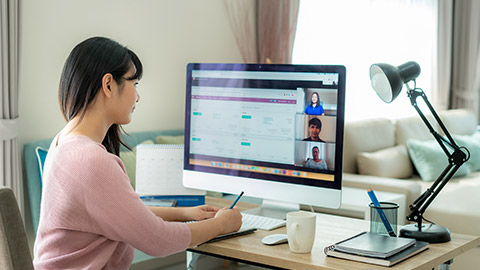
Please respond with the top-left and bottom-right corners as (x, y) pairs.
(0, 186), (33, 269)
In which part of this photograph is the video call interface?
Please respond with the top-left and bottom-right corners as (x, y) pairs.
(185, 65), (344, 187)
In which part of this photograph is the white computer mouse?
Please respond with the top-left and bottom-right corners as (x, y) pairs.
(261, 234), (288, 245)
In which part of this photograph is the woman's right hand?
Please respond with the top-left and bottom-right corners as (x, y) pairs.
(186, 206), (243, 247)
(214, 207), (242, 234)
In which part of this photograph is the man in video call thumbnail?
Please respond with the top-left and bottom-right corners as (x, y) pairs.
(303, 117), (325, 142)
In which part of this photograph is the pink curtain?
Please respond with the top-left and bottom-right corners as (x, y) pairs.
(225, 0), (258, 63)
(257, 0), (299, 64)
(225, 0), (300, 64)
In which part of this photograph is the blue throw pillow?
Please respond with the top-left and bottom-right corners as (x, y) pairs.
(407, 139), (471, 182)
(35, 147), (48, 188)
(452, 132), (480, 172)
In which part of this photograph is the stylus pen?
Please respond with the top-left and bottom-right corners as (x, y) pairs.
(229, 191), (244, 209)
(367, 189), (396, 237)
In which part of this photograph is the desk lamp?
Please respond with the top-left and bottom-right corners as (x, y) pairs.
(369, 61), (469, 243)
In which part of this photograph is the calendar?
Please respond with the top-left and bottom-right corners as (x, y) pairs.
(135, 144), (205, 197)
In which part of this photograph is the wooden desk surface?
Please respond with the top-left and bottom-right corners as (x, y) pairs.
(189, 197), (480, 270)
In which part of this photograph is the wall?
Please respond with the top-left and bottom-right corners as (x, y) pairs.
(19, 0), (243, 146)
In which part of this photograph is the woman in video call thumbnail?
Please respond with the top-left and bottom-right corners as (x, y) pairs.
(304, 91), (324, 115)
(305, 146), (328, 170)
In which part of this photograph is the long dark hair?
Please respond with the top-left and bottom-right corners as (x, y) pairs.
(59, 36), (143, 155)
(310, 92), (319, 107)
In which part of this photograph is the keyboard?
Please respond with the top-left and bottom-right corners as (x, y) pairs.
(241, 213), (286, 231)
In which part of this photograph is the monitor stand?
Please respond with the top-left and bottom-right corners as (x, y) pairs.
(243, 199), (300, 220)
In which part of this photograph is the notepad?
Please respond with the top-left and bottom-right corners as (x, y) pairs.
(135, 144), (205, 198)
(325, 240), (429, 267)
(204, 228), (257, 244)
(325, 232), (415, 258)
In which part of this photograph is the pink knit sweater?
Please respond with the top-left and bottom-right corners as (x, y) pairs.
(33, 135), (191, 269)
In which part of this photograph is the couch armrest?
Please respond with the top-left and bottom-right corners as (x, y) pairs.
(342, 173), (421, 206)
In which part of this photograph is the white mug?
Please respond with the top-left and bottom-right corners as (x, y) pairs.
(286, 211), (316, 253)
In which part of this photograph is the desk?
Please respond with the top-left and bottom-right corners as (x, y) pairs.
(187, 197), (480, 270)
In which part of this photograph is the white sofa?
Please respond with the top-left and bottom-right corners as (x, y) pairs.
(341, 109), (480, 268)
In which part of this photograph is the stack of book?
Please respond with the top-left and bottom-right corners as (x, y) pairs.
(324, 232), (429, 267)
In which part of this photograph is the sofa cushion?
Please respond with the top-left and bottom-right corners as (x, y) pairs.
(343, 118), (395, 173)
(357, 145), (413, 179)
(439, 109), (477, 136)
(407, 139), (471, 182)
(120, 129), (184, 152)
(417, 172), (480, 236)
(342, 173), (421, 207)
(395, 114), (438, 145)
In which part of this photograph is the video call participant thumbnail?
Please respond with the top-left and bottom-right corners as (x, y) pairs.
(304, 92), (324, 115)
(303, 118), (325, 142)
(305, 146), (328, 170)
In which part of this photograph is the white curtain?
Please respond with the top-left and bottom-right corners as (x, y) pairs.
(433, 0), (453, 110)
(0, 0), (23, 216)
(449, 0), (480, 118)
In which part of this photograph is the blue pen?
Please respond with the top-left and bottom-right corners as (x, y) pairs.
(367, 189), (396, 237)
(229, 191), (244, 209)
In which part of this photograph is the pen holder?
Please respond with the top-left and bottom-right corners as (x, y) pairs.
(369, 202), (399, 236)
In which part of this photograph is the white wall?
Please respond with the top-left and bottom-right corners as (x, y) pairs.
(19, 0), (243, 145)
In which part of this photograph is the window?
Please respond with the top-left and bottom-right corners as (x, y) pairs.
(293, 0), (438, 121)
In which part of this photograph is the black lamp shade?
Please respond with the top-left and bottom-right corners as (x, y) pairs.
(369, 61), (421, 103)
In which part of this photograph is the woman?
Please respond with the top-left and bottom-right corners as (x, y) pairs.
(305, 146), (328, 170)
(304, 92), (325, 115)
(33, 37), (242, 269)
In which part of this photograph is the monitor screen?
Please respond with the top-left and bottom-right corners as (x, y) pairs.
(183, 63), (346, 210)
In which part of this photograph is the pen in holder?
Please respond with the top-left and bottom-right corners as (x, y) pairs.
(369, 202), (399, 236)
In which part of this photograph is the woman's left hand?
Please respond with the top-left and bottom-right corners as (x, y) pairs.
(184, 205), (220, 221)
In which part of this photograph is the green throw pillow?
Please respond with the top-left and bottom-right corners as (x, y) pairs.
(119, 140), (154, 188)
(155, 135), (184, 145)
(407, 139), (471, 182)
(452, 132), (480, 172)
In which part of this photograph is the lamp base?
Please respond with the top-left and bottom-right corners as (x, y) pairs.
(399, 223), (451, 243)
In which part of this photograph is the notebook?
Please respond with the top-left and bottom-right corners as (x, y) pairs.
(186, 220), (257, 245)
(325, 240), (429, 267)
(325, 231), (415, 258)
(135, 144), (205, 205)
(204, 228), (257, 244)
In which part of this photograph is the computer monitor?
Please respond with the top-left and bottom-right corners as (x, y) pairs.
(183, 63), (346, 218)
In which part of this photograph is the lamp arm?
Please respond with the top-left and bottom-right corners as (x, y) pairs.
(405, 87), (468, 229)
(406, 163), (462, 227)
(408, 88), (461, 156)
